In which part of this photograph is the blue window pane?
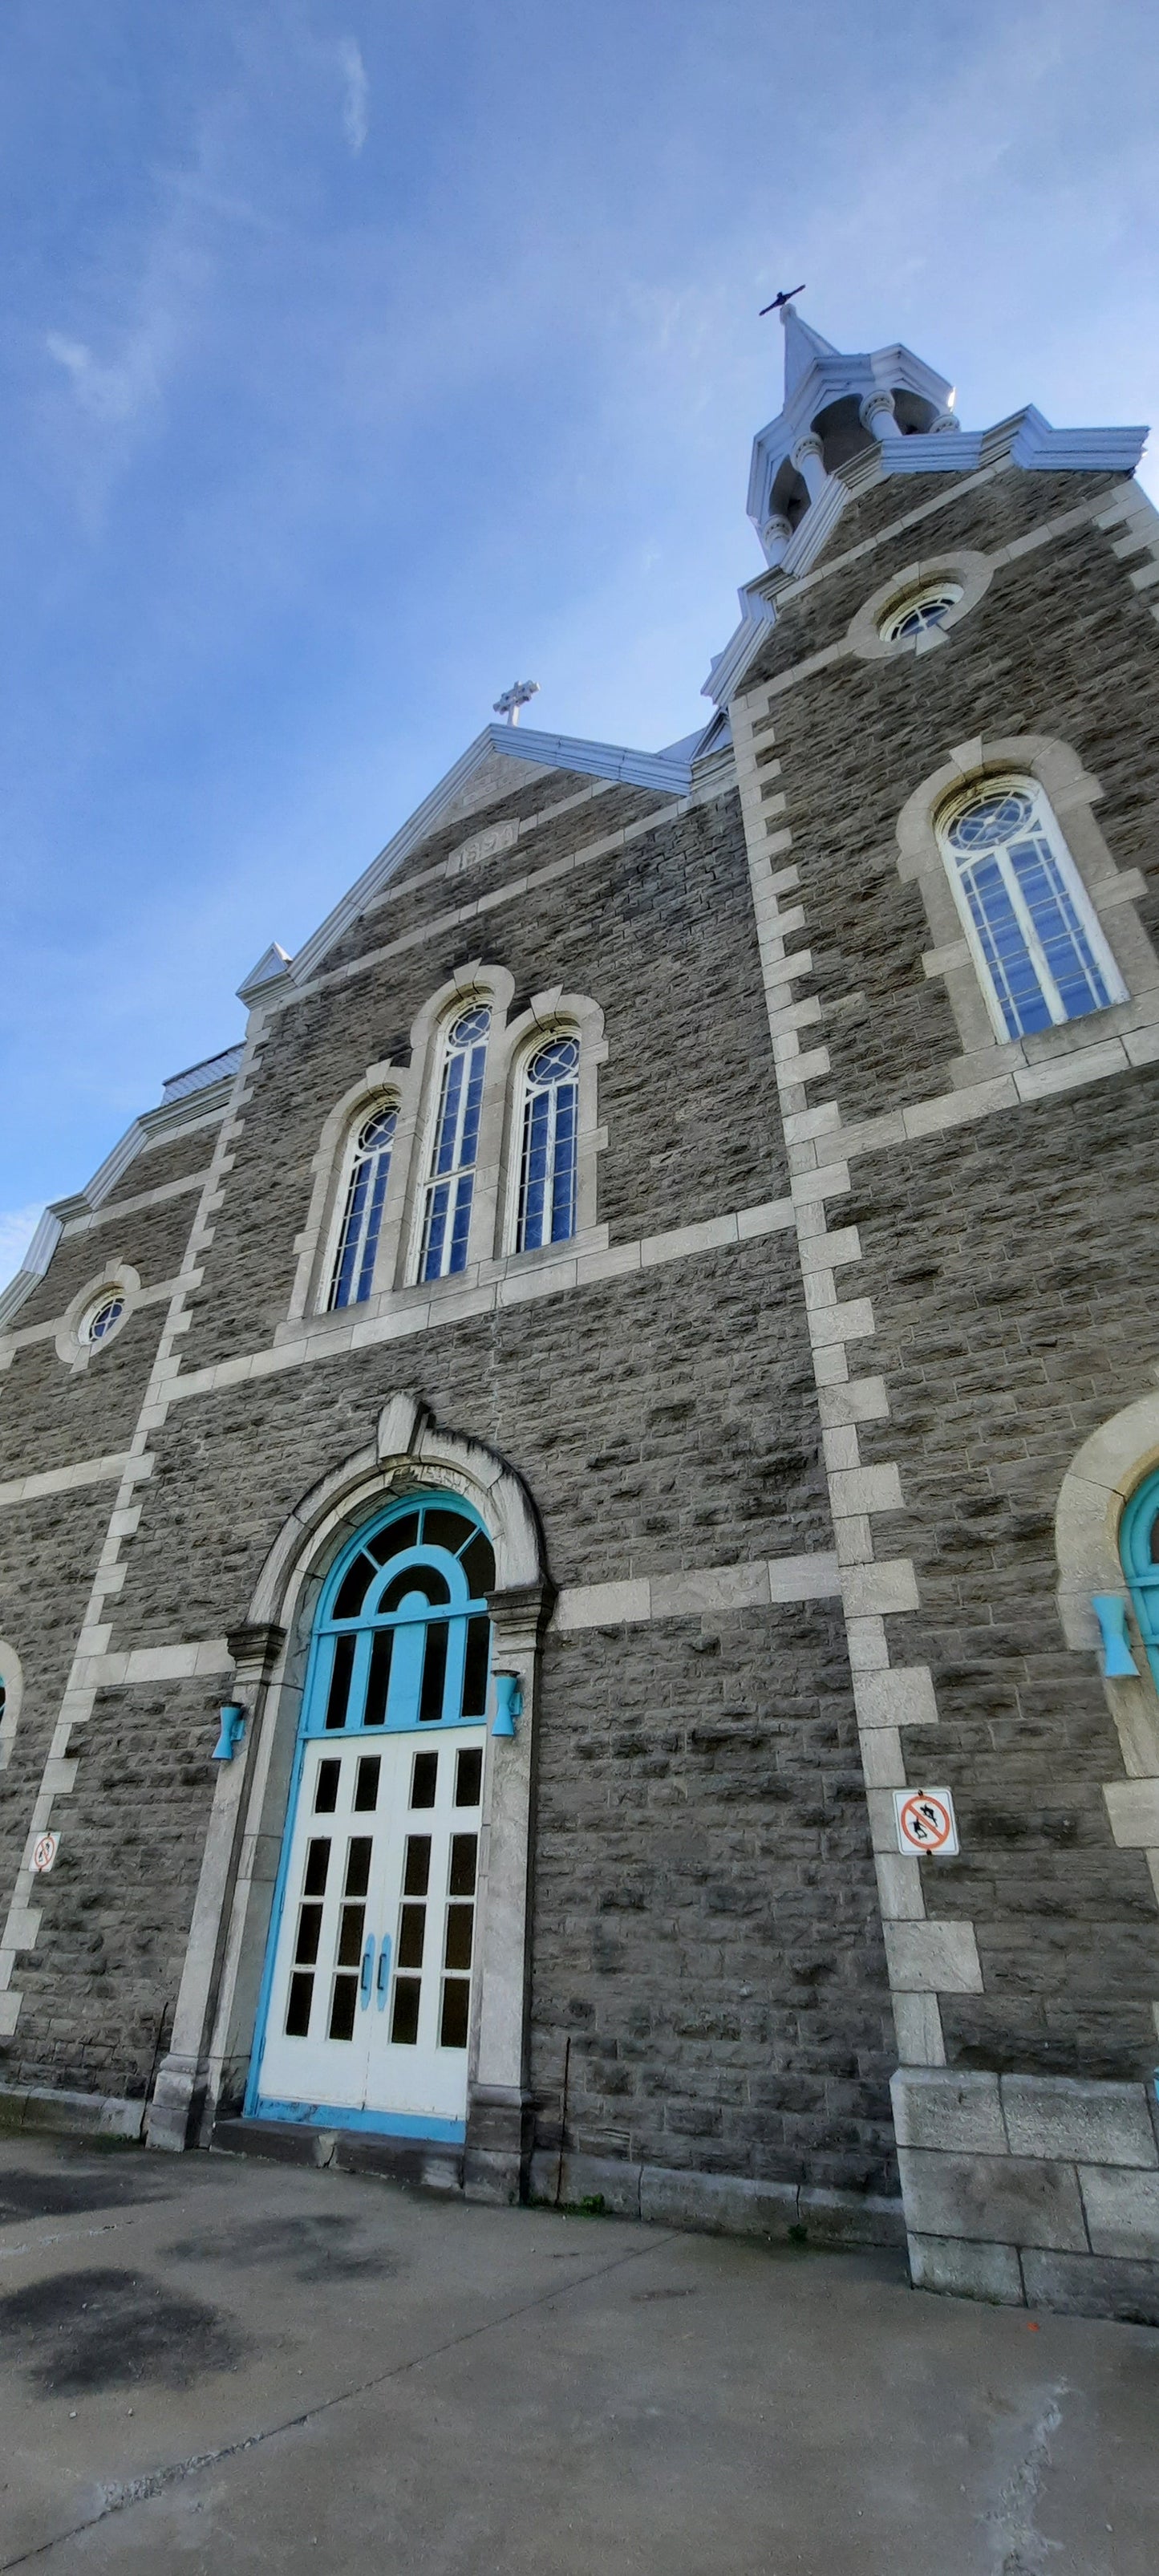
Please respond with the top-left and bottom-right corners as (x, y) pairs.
(946, 788), (1119, 1042)
(517, 1041), (579, 1251)
(959, 857), (1052, 1039)
(448, 1175), (474, 1274)
(549, 1085), (577, 1242)
(355, 1152), (391, 1302)
(1007, 837), (1112, 1020)
(422, 1178), (452, 1282)
(331, 1110), (396, 1310)
(420, 1010), (491, 1280)
(522, 1089), (551, 1248)
(433, 1050), (465, 1176)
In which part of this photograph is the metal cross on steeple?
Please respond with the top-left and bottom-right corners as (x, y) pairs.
(759, 283), (805, 318)
(493, 680), (540, 726)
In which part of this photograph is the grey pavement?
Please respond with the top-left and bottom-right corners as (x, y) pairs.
(0, 2132), (1156, 2574)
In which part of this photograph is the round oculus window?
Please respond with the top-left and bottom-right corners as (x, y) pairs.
(85, 1293), (125, 1345)
(881, 582), (963, 643)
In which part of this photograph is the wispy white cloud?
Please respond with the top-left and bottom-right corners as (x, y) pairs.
(0, 1206), (44, 1294)
(338, 37), (368, 156)
(46, 326), (166, 427)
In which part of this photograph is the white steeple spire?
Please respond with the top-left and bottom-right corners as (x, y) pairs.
(780, 301), (839, 395)
(746, 299), (958, 566)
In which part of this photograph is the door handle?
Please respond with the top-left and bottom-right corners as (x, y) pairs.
(359, 1935), (375, 2009)
(376, 1935), (392, 2010)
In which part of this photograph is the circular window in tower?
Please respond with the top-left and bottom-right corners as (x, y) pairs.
(881, 582), (964, 643)
(84, 1291), (126, 1347)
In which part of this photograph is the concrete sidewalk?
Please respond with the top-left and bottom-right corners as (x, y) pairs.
(0, 2132), (1155, 2574)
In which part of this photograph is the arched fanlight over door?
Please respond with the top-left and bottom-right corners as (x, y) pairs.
(1121, 1471), (1159, 1694)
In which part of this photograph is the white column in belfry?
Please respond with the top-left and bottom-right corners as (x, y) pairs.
(791, 433), (829, 502)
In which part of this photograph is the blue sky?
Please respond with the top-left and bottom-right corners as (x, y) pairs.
(2, 0), (1157, 1281)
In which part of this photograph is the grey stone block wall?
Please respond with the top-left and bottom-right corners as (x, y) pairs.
(0, 1313), (168, 1485)
(0, 1488), (113, 1933)
(529, 1606), (897, 2197)
(322, 780), (674, 976)
(4, 1678), (219, 2099)
(847, 1080), (1159, 2078)
(119, 1122), (225, 1192)
(894, 2068), (1159, 2322)
(111, 1237), (825, 1643)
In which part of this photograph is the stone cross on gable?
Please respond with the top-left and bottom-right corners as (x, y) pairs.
(493, 679), (540, 726)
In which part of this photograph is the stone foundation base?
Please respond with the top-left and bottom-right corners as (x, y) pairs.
(894, 2068), (1159, 2325)
(526, 2148), (906, 2249)
(211, 2115), (464, 2193)
(0, 2082), (144, 2142)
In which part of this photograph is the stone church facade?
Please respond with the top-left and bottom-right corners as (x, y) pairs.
(2, 304), (1159, 2322)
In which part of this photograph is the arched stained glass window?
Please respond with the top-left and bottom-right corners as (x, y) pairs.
(314, 1498), (496, 1738)
(419, 1006), (490, 1282)
(330, 1106), (397, 1309)
(1121, 1472), (1159, 1695)
(938, 781), (1127, 1043)
(516, 1034), (579, 1251)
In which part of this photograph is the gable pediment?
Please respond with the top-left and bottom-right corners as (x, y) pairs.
(286, 720), (702, 987)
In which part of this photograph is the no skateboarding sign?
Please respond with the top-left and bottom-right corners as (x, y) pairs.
(30, 1832), (59, 1875)
(894, 1787), (958, 1857)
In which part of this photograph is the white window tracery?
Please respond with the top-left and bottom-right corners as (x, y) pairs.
(329, 1105), (397, 1309)
(418, 1005), (491, 1281)
(881, 582), (963, 642)
(515, 1034), (579, 1251)
(937, 779), (1127, 1043)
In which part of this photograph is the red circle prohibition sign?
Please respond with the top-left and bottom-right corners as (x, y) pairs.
(898, 1791), (953, 1854)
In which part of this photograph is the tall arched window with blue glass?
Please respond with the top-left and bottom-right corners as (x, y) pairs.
(418, 1004), (490, 1280)
(1121, 1471), (1159, 1698)
(329, 1104), (397, 1308)
(937, 781), (1127, 1041)
(516, 1033), (579, 1251)
(249, 1498), (495, 2139)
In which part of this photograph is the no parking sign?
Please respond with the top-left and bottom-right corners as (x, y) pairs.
(894, 1787), (958, 1857)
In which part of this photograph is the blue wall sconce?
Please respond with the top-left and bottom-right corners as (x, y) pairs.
(492, 1671), (523, 1738)
(1092, 1596), (1140, 1680)
(212, 1701), (248, 1762)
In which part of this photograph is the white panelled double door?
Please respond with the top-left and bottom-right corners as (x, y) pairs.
(255, 1726), (485, 2131)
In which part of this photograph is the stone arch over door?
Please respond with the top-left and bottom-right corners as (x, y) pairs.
(147, 1396), (553, 2201)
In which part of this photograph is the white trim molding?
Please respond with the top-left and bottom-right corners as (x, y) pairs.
(0, 1643), (24, 1775)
